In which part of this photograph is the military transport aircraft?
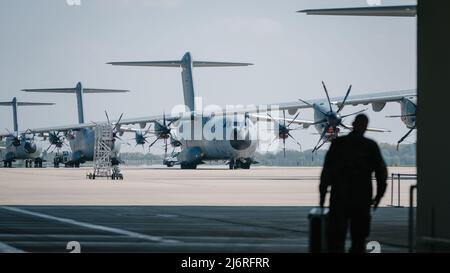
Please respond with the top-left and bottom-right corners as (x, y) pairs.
(21, 82), (129, 167)
(3, 51), (415, 169)
(108, 52), (261, 169)
(0, 97), (54, 167)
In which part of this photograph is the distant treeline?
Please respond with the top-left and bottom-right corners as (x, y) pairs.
(119, 143), (416, 167)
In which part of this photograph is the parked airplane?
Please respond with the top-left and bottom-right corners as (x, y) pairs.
(21, 82), (129, 167)
(6, 52), (414, 169)
(0, 97), (54, 167)
(108, 52), (262, 169)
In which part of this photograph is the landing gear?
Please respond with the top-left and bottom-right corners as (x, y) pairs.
(34, 158), (43, 168)
(53, 158), (60, 168)
(229, 159), (252, 170)
(229, 160), (236, 170)
(4, 161), (12, 168)
(111, 173), (123, 180)
(181, 163), (197, 169)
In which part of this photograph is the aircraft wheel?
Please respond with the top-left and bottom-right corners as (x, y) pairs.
(181, 163), (197, 170)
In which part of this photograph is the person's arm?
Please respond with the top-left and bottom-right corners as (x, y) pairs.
(372, 143), (388, 209)
(319, 141), (335, 207)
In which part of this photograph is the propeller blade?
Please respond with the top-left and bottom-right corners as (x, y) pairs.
(313, 139), (329, 154)
(164, 138), (168, 158)
(46, 144), (52, 153)
(283, 110), (286, 127)
(312, 125), (329, 153)
(287, 112), (301, 128)
(143, 124), (153, 136)
(310, 118), (328, 126)
(105, 111), (111, 125)
(321, 81), (333, 113)
(299, 99), (328, 116)
(337, 85), (352, 113)
(340, 123), (352, 130)
(288, 133), (302, 151)
(298, 98), (313, 107)
(148, 136), (161, 149)
(163, 112), (166, 127)
(113, 113), (124, 131)
(283, 137), (286, 157)
(386, 114), (416, 118)
(397, 126), (416, 150)
(341, 108), (368, 119)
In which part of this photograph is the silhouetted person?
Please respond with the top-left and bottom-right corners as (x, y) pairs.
(320, 114), (387, 253)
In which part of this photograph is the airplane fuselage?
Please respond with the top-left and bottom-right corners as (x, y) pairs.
(3, 136), (43, 162)
(66, 128), (121, 164)
(171, 115), (258, 166)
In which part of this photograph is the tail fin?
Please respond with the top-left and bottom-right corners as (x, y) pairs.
(108, 52), (253, 112)
(22, 82), (129, 124)
(0, 97), (54, 132)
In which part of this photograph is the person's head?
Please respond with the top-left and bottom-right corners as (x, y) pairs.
(352, 114), (369, 135)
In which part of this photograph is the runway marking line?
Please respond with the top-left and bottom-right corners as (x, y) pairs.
(0, 206), (179, 245)
(0, 242), (26, 253)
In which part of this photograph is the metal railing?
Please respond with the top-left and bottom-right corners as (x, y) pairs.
(389, 173), (417, 207)
(409, 184), (417, 253)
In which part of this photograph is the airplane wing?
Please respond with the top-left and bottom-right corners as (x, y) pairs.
(298, 5), (417, 17)
(250, 113), (315, 128)
(275, 89), (417, 114)
(0, 113), (185, 137)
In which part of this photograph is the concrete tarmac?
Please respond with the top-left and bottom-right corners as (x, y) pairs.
(0, 167), (416, 253)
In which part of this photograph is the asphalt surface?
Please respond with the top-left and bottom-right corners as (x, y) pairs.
(0, 205), (410, 253)
(0, 167), (416, 253)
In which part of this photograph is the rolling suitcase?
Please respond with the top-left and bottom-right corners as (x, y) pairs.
(308, 207), (329, 253)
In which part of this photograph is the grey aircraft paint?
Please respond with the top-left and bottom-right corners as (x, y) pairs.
(110, 52), (258, 169)
(22, 83), (127, 166)
(0, 97), (53, 166)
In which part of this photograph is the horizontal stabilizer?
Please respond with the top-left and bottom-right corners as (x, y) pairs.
(22, 88), (128, 93)
(18, 102), (55, 106)
(193, 61), (253, 67)
(108, 61), (182, 67)
(108, 61), (253, 67)
(298, 5), (417, 17)
(0, 101), (54, 106)
(83, 89), (129, 93)
(22, 88), (75, 93)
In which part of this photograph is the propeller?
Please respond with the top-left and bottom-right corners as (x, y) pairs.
(45, 131), (66, 153)
(105, 111), (124, 142)
(267, 110), (303, 157)
(4, 128), (20, 147)
(148, 112), (177, 158)
(301, 82), (364, 153)
(129, 125), (154, 151)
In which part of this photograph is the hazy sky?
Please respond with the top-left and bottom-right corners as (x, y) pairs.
(0, 0), (417, 152)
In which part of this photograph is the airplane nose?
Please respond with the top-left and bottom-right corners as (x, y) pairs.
(24, 142), (37, 154)
(230, 128), (252, 150)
